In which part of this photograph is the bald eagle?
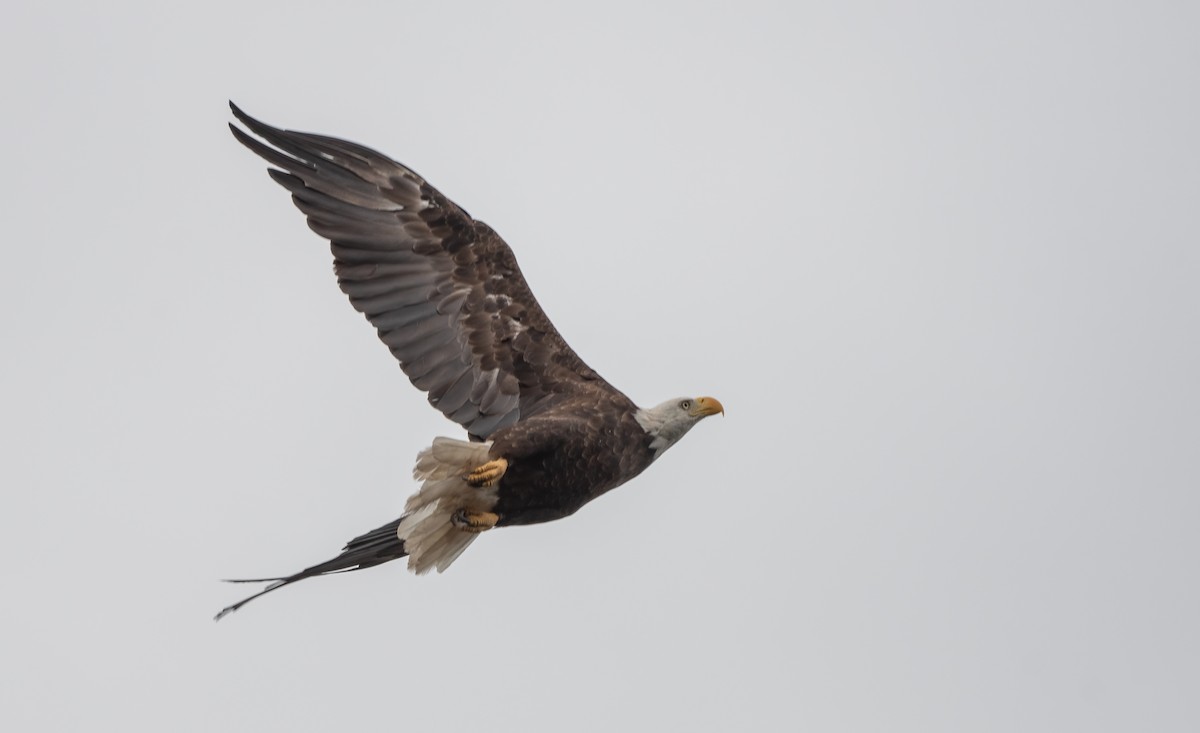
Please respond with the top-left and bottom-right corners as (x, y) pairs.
(216, 104), (723, 620)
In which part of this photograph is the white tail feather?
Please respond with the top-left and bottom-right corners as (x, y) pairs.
(398, 439), (498, 575)
(413, 437), (492, 481)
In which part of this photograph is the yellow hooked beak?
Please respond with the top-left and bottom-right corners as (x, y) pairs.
(690, 396), (725, 418)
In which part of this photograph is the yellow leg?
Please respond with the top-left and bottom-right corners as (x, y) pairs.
(464, 458), (508, 487)
(452, 510), (500, 533)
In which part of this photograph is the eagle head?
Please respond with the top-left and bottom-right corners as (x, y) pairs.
(635, 395), (724, 457)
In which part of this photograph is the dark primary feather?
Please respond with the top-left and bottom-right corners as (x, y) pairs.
(213, 518), (407, 621)
(229, 102), (617, 440)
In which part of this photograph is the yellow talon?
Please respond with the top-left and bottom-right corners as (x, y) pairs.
(465, 458), (508, 487)
(452, 510), (500, 533)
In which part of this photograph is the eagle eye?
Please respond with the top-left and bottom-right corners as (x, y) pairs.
(680, 400), (691, 411)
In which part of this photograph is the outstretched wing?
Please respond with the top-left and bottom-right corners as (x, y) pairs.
(230, 103), (621, 439)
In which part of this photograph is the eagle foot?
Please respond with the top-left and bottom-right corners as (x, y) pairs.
(452, 510), (500, 533)
(464, 458), (508, 487)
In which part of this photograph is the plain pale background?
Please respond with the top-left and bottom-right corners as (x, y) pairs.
(2, 1), (1196, 731)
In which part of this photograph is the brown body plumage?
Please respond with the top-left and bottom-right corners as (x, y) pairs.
(488, 392), (655, 526)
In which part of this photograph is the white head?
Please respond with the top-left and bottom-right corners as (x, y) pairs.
(634, 395), (724, 458)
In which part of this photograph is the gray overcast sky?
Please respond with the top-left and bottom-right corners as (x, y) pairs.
(2, 1), (1197, 731)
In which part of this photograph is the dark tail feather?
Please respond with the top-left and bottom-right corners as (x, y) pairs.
(214, 517), (407, 621)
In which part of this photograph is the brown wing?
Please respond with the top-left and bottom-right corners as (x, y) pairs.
(229, 103), (620, 439)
